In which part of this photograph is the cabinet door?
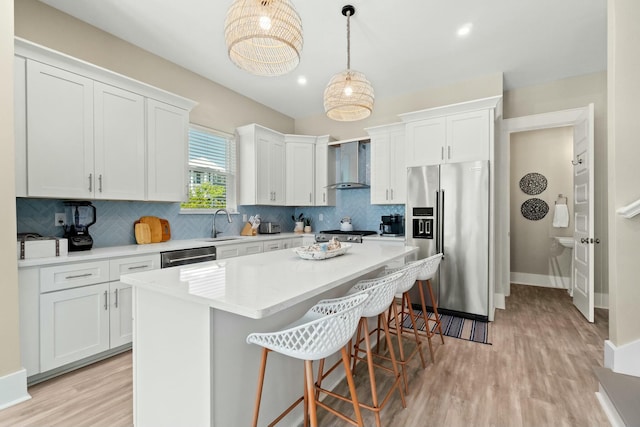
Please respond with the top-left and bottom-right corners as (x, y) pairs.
(370, 133), (392, 204)
(270, 139), (286, 205)
(446, 109), (490, 163)
(40, 283), (110, 371)
(314, 139), (336, 206)
(286, 142), (314, 206)
(255, 130), (273, 205)
(94, 82), (145, 200)
(216, 244), (243, 259)
(147, 99), (189, 202)
(241, 242), (264, 256)
(263, 240), (284, 252)
(14, 56), (27, 197)
(26, 60), (94, 198)
(109, 282), (133, 348)
(388, 129), (406, 204)
(405, 117), (445, 167)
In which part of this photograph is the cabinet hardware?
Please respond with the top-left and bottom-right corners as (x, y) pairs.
(114, 288), (118, 308)
(441, 147), (444, 160)
(386, 189), (389, 200)
(309, 193), (312, 203)
(88, 173), (93, 192)
(323, 193), (326, 203)
(448, 146), (451, 159)
(104, 290), (108, 310)
(65, 273), (92, 280)
(390, 189), (394, 200)
(127, 264), (150, 270)
(98, 174), (103, 193)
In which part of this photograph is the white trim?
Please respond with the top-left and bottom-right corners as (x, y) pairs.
(604, 339), (640, 377)
(398, 95), (502, 122)
(617, 198), (640, 218)
(595, 292), (609, 309)
(0, 368), (31, 411)
(502, 107), (584, 132)
(596, 388), (625, 427)
(510, 272), (571, 289)
(494, 292), (506, 310)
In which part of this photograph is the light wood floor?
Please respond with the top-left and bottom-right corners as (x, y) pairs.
(0, 284), (610, 427)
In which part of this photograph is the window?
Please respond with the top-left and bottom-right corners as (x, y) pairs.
(181, 125), (236, 212)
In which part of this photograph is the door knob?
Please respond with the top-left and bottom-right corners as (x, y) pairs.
(580, 238), (588, 244)
(590, 238), (601, 244)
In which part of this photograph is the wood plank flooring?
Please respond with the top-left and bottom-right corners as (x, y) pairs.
(0, 284), (610, 427)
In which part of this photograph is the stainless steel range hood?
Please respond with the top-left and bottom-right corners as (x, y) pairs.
(326, 139), (370, 189)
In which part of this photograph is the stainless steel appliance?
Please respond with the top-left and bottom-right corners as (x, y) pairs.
(406, 161), (489, 320)
(160, 246), (217, 268)
(258, 222), (281, 234)
(63, 201), (96, 251)
(315, 230), (377, 244)
(379, 214), (404, 236)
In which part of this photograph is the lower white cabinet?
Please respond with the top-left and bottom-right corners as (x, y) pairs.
(40, 283), (110, 371)
(109, 281), (133, 348)
(216, 242), (264, 259)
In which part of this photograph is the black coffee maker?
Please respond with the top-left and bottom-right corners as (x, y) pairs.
(63, 201), (97, 251)
(380, 214), (404, 236)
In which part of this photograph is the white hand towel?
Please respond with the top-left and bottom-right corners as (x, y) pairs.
(552, 204), (569, 228)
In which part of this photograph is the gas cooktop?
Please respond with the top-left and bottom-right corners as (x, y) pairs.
(318, 230), (378, 236)
(315, 230), (378, 244)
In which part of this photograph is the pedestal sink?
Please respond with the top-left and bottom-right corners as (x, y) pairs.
(554, 236), (574, 295)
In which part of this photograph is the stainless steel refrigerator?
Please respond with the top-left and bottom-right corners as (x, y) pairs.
(406, 161), (489, 320)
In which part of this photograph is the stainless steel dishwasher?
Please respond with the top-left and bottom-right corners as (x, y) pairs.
(160, 246), (217, 268)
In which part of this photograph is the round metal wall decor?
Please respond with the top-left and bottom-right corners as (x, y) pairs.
(519, 172), (547, 195)
(521, 198), (549, 221)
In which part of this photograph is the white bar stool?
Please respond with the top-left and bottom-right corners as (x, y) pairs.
(247, 293), (369, 427)
(317, 271), (406, 427)
(415, 253), (445, 361)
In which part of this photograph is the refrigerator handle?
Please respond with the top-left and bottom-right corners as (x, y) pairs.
(441, 189), (445, 258)
(435, 190), (440, 253)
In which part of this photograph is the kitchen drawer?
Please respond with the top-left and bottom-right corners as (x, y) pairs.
(263, 240), (285, 252)
(40, 260), (110, 293)
(109, 254), (160, 281)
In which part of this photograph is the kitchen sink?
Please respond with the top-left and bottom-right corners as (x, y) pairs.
(198, 237), (241, 242)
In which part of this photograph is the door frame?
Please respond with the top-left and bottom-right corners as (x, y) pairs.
(497, 106), (592, 305)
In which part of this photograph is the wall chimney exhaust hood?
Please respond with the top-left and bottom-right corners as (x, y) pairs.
(326, 138), (370, 189)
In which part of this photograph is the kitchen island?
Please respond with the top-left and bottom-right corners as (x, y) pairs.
(121, 242), (417, 427)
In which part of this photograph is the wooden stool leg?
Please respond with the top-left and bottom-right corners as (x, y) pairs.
(352, 318), (364, 374)
(252, 348), (269, 427)
(381, 311), (406, 409)
(341, 346), (364, 427)
(303, 364), (309, 427)
(390, 301), (408, 394)
(417, 280), (435, 362)
(405, 292), (426, 369)
(361, 320), (382, 427)
(426, 279), (445, 344)
(304, 360), (318, 427)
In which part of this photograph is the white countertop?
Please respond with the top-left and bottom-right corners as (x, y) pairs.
(17, 232), (309, 268)
(121, 243), (418, 319)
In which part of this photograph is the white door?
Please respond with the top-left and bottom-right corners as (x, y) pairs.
(572, 104), (595, 322)
(110, 282), (133, 348)
(40, 283), (110, 371)
(285, 142), (314, 206)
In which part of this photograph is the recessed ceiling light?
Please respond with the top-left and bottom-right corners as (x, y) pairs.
(457, 23), (473, 37)
(297, 76), (307, 85)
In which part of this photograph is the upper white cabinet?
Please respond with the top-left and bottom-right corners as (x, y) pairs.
(285, 135), (315, 206)
(146, 99), (189, 202)
(366, 123), (406, 205)
(315, 135), (336, 206)
(26, 60), (95, 199)
(400, 97), (500, 167)
(238, 124), (286, 205)
(15, 38), (196, 202)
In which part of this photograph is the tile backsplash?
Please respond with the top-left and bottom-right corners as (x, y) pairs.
(16, 190), (404, 248)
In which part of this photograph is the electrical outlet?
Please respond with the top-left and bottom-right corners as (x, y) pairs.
(54, 213), (66, 226)
(242, 214), (247, 222)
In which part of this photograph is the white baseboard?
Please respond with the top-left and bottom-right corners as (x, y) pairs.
(596, 388), (625, 427)
(0, 368), (30, 411)
(510, 272), (570, 289)
(595, 292), (609, 309)
(604, 339), (640, 377)
(494, 292), (505, 310)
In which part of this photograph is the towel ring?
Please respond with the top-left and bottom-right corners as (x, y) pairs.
(571, 158), (583, 166)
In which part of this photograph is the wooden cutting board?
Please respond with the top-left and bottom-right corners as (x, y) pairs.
(160, 218), (171, 242)
(134, 222), (151, 244)
(139, 216), (163, 243)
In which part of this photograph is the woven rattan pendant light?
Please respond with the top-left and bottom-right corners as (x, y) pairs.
(224, 0), (303, 76)
(324, 5), (374, 121)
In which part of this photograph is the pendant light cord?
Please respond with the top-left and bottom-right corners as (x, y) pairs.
(346, 10), (351, 70)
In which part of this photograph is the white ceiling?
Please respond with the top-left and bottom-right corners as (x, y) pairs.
(38, 0), (607, 119)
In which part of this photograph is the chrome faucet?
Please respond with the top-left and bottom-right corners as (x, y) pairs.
(212, 209), (232, 238)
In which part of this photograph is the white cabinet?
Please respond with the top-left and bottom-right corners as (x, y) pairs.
(366, 123), (406, 205)
(216, 241), (264, 259)
(400, 98), (498, 167)
(94, 82), (146, 200)
(285, 135), (315, 206)
(315, 136), (336, 206)
(14, 56), (27, 197)
(238, 124), (286, 205)
(146, 99), (189, 202)
(35, 254), (159, 374)
(26, 60), (95, 199)
(264, 237), (302, 251)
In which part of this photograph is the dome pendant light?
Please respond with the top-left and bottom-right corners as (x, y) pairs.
(224, 0), (303, 76)
(324, 5), (374, 121)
